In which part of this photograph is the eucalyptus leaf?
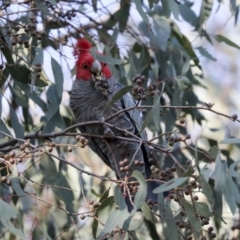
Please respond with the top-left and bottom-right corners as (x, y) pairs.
(153, 177), (188, 193)
(10, 105), (24, 139)
(140, 92), (161, 132)
(105, 86), (133, 110)
(197, 175), (214, 205)
(229, 160), (240, 179)
(164, 200), (179, 240)
(0, 200), (26, 239)
(220, 138), (240, 144)
(32, 48), (44, 65)
(11, 177), (33, 212)
(196, 46), (217, 61)
(175, 76), (192, 90)
(215, 34), (240, 50)
(51, 57), (63, 98)
(181, 199), (201, 238)
(134, 0), (149, 24)
(194, 202), (212, 217)
(132, 171), (147, 213)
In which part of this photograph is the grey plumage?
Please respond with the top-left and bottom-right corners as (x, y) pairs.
(70, 77), (160, 209)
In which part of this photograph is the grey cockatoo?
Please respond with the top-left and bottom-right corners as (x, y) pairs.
(70, 39), (161, 211)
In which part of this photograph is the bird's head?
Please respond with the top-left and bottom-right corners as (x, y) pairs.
(74, 39), (112, 82)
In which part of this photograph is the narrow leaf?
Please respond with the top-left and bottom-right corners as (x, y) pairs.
(114, 185), (127, 210)
(11, 177), (33, 212)
(153, 177), (188, 193)
(105, 86), (133, 110)
(96, 209), (129, 240)
(141, 202), (157, 223)
(215, 34), (240, 50)
(51, 57), (63, 98)
(197, 175), (214, 204)
(223, 175), (237, 214)
(139, 93), (161, 133)
(45, 84), (61, 120)
(10, 105), (24, 139)
(35, 0), (49, 15)
(220, 138), (240, 144)
(32, 48), (44, 65)
(194, 202), (212, 217)
(134, 0), (149, 24)
(181, 199), (201, 238)
(196, 47), (217, 61)
(132, 171), (147, 213)
(0, 200), (26, 239)
(174, 76), (192, 91)
(90, 49), (122, 64)
(164, 200), (179, 240)
(229, 160), (240, 179)
(214, 151), (227, 192)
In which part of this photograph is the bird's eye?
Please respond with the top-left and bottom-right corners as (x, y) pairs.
(83, 64), (88, 69)
(103, 63), (107, 67)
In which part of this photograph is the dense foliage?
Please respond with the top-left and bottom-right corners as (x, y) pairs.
(0, 0), (240, 239)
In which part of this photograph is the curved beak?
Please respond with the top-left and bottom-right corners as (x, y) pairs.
(91, 59), (102, 82)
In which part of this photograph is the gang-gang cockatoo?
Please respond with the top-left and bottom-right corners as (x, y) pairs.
(70, 39), (161, 211)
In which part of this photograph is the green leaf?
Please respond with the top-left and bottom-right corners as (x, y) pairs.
(196, 47), (217, 61)
(141, 202), (157, 223)
(92, 196), (114, 239)
(131, 171), (147, 213)
(29, 92), (47, 112)
(105, 86), (133, 110)
(168, 0), (180, 20)
(153, 177), (188, 193)
(179, 2), (198, 27)
(0, 93), (2, 116)
(153, 16), (171, 51)
(114, 185), (127, 210)
(8, 83), (28, 107)
(0, 200), (26, 239)
(10, 105), (24, 139)
(153, 92), (161, 131)
(223, 175), (237, 214)
(158, 193), (165, 217)
(174, 76), (192, 91)
(9, 65), (31, 84)
(197, 0), (214, 28)
(51, 57), (63, 98)
(134, 0), (149, 24)
(32, 48), (44, 65)
(151, 63), (159, 79)
(194, 202), (212, 217)
(122, 212), (144, 231)
(208, 145), (219, 159)
(99, 187), (111, 203)
(0, 119), (11, 136)
(229, 160), (240, 179)
(90, 49), (122, 64)
(215, 34), (240, 50)
(220, 138), (240, 144)
(45, 84), (61, 120)
(197, 176), (214, 204)
(200, 166), (211, 182)
(48, 0), (56, 5)
(34, 0), (49, 15)
(140, 92), (161, 132)
(96, 208), (129, 239)
(181, 199), (201, 238)
(11, 177), (33, 212)
(164, 200), (179, 240)
(214, 151), (227, 192)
